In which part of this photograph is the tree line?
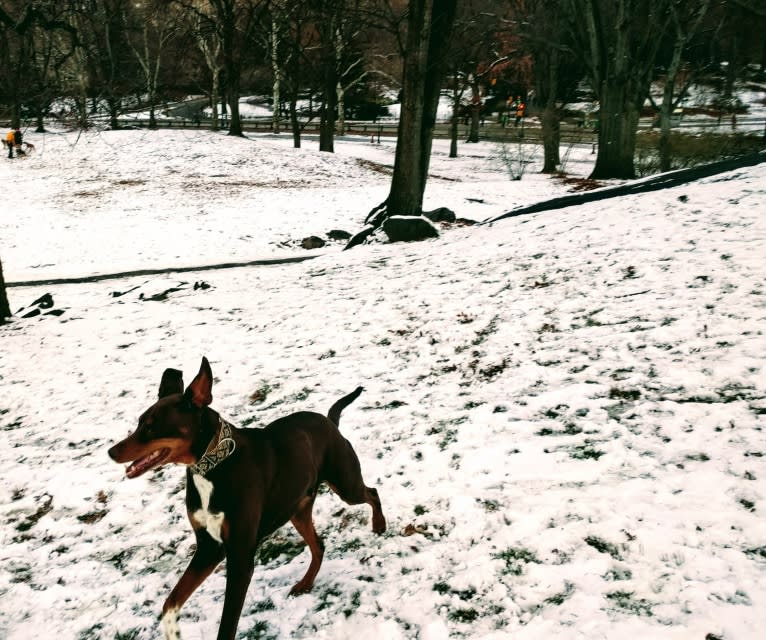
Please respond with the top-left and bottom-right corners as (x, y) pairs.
(1, 0), (765, 323)
(0, 1), (763, 175)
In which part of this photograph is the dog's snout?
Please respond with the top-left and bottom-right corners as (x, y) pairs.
(108, 441), (130, 462)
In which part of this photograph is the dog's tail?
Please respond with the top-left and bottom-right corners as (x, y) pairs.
(327, 386), (364, 426)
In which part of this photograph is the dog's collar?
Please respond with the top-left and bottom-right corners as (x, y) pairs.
(190, 416), (236, 476)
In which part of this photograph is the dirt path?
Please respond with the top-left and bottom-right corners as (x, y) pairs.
(486, 151), (766, 224)
(6, 255), (319, 288)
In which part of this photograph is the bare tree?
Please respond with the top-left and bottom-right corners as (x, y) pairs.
(173, 0), (225, 130)
(312, 0), (368, 152)
(652, 0), (711, 172)
(385, 0), (457, 215)
(0, 2), (78, 128)
(123, 0), (182, 129)
(196, 0), (266, 136)
(276, 1), (322, 148)
(444, 2), (515, 150)
(267, 1), (286, 133)
(70, 0), (142, 129)
(566, 0), (672, 179)
(513, 0), (582, 173)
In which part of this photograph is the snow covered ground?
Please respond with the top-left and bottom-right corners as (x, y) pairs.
(1, 129), (765, 640)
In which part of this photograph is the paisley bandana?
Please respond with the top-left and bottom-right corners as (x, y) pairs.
(190, 416), (236, 476)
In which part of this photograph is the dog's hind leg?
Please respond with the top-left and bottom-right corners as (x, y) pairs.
(289, 494), (325, 595)
(326, 441), (386, 534)
(162, 532), (225, 639)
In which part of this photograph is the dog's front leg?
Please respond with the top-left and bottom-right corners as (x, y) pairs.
(216, 541), (257, 640)
(162, 531), (225, 639)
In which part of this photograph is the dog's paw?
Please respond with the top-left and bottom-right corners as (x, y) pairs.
(161, 608), (182, 640)
(288, 581), (314, 597)
(372, 513), (387, 534)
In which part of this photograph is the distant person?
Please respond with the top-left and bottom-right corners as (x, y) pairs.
(514, 99), (526, 127)
(5, 129), (15, 158)
(13, 128), (23, 154)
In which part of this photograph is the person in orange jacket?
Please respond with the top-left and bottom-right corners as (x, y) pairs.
(514, 98), (526, 126)
(5, 129), (15, 158)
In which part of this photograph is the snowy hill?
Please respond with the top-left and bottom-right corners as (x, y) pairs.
(1, 129), (765, 640)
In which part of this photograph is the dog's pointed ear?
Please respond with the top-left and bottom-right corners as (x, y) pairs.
(158, 368), (184, 399)
(184, 357), (213, 408)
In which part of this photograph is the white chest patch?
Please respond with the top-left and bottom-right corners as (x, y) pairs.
(191, 474), (225, 543)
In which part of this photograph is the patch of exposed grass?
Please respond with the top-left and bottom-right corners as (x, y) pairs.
(242, 620), (276, 640)
(478, 359), (509, 380)
(494, 546), (541, 576)
(8, 561), (33, 584)
(537, 422), (583, 437)
(569, 443), (605, 460)
(448, 608), (480, 623)
(478, 498), (500, 512)
(249, 382), (273, 404)
(77, 510), (107, 524)
(529, 582), (575, 615)
(685, 452), (710, 462)
(427, 416), (467, 450)
(744, 545), (766, 559)
(609, 387), (642, 401)
(249, 598), (276, 614)
(315, 585), (343, 612)
(77, 624), (104, 640)
(335, 537), (363, 554)
(585, 535), (623, 560)
(603, 566), (633, 581)
(738, 498), (756, 512)
(343, 590), (362, 618)
(255, 535), (305, 565)
(379, 399), (407, 409)
(433, 581), (451, 595)
(15, 493), (53, 532)
(605, 590), (653, 616)
(472, 315), (500, 346)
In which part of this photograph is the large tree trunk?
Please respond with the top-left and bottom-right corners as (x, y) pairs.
(271, 17), (281, 134)
(336, 82), (346, 136)
(210, 69), (221, 131)
(466, 81), (480, 143)
(289, 96), (301, 148)
(592, 82), (640, 179)
(108, 97), (120, 129)
(319, 72), (337, 152)
(539, 48), (561, 173)
(449, 79), (460, 158)
(0, 258), (11, 323)
(387, 0), (457, 216)
(226, 69), (243, 136)
(540, 105), (560, 173)
(220, 6), (243, 138)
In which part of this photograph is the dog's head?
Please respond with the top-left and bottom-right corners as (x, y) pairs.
(108, 357), (216, 478)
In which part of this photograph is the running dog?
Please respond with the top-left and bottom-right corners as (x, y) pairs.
(108, 357), (386, 640)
